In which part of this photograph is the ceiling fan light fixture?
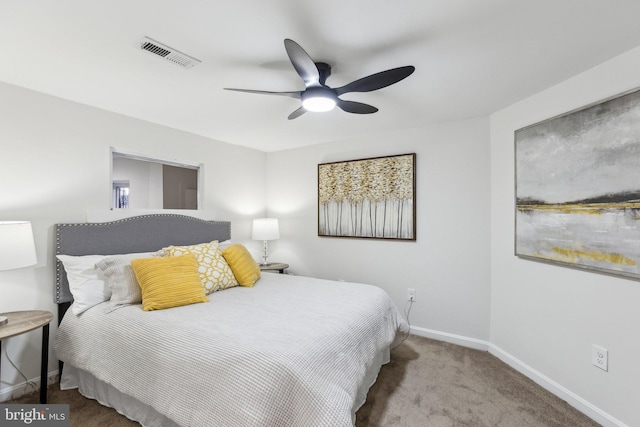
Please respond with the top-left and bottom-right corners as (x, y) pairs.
(302, 96), (336, 112)
(301, 87), (336, 112)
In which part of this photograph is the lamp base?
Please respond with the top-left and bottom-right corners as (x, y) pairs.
(261, 240), (269, 266)
(0, 315), (7, 326)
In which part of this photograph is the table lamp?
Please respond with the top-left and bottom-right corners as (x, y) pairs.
(0, 221), (37, 326)
(252, 218), (280, 265)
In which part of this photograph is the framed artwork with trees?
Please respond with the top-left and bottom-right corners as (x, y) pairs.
(318, 153), (416, 240)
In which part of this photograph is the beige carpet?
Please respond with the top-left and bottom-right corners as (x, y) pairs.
(357, 335), (600, 426)
(11, 335), (600, 426)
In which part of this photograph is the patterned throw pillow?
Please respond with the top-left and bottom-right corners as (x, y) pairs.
(163, 241), (239, 294)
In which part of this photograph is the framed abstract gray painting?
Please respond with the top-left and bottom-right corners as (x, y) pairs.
(318, 153), (416, 240)
(515, 87), (640, 280)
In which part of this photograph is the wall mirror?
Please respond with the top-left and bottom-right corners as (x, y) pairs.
(111, 149), (202, 210)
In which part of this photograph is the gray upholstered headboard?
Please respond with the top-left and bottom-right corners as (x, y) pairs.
(54, 214), (231, 317)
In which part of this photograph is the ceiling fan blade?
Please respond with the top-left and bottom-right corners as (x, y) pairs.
(337, 100), (378, 114)
(284, 39), (320, 86)
(335, 66), (415, 96)
(224, 88), (301, 99)
(288, 107), (307, 120)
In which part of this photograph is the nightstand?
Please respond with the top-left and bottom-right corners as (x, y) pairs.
(259, 263), (289, 274)
(0, 310), (54, 404)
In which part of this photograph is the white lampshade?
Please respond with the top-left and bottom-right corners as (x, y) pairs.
(0, 221), (37, 271)
(252, 218), (280, 241)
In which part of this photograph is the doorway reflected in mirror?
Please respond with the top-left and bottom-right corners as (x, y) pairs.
(111, 150), (201, 210)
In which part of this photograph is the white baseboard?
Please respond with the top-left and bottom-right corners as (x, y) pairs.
(487, 345), (627, 427)
(0, 370), (59, 403)
(410, 325), (490, 351)
(409, 326), (627, 427)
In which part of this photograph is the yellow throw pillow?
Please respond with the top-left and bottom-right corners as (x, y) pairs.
(163, 241), (239, 294)
(131, 254), (209, 311)
(221, 244), (261, 287)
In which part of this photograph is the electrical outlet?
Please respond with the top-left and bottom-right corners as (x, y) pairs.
(407, 288), (416, 302)
(592, 345), (608, 371)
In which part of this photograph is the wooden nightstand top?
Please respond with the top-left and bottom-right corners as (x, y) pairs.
(259, 263), (289, 273)
(0, 310), (54, 340)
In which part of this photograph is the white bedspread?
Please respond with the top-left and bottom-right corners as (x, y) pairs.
(54, 273), (408, 427)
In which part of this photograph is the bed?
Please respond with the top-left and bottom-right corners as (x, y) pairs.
(53, 214), (408, 427)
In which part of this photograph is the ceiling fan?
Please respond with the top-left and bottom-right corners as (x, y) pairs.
(224, 39), (415, 120)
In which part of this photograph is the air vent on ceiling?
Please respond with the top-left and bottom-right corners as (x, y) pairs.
(139, 36), (201, 69)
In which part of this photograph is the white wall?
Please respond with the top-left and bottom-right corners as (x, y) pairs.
(490, 46), (640, 427)
(265, 118), (492, 342)
(0, 81), (266, 400)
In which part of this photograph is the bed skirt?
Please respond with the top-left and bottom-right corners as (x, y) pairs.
(61, 364), (178, 427)
(60, 345), (390, 427)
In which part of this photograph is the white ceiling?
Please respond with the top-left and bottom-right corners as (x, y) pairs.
(2, 1), (640, 152)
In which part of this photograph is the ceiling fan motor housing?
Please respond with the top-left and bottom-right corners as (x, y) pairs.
(315, 62), (332, 85)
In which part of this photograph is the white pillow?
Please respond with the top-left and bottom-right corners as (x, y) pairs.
(57, 254), (110, 315)
(57, 251), (159, 315)
(218, 240), (233, 249)
(96, 252), (162, 312)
